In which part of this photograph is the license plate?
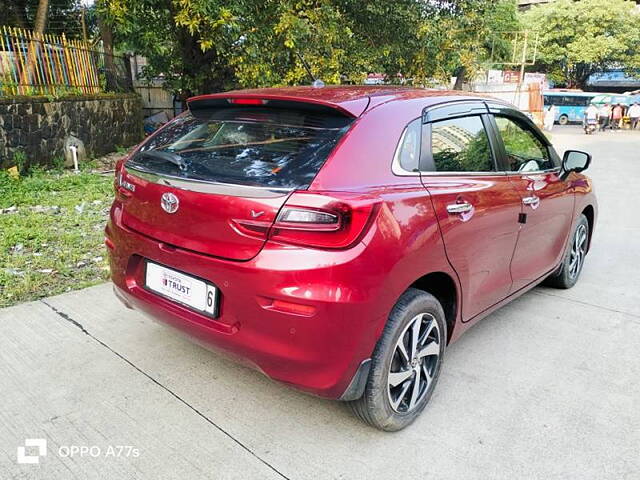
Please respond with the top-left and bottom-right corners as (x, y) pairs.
(145, 262), (218, 317)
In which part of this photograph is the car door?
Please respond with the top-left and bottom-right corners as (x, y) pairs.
(419, 104), (524, 321)
(487, 109), (574, 292)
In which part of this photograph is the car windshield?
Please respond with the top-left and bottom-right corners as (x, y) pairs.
(127, 107), (353, 189)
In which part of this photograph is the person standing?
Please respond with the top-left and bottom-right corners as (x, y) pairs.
(584, 103), (599, 133)
(598, 103), (611, 131)
(628, 102), (640, 130)
(544, 105), (556, 131)
(611, 103), (623, 130)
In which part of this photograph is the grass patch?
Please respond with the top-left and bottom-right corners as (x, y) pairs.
(0, 168), (114, 307)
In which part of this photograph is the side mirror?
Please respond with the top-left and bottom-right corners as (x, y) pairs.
(562, 150), (591, 173)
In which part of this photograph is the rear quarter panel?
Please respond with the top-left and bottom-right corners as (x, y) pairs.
(355, 184), (461, 345)
(310, 99), (465, 345)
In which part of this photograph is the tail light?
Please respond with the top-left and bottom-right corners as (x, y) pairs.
(114, 158), (124, 192)
(114, 158), (135, 198)
(268, 191), (380, 249)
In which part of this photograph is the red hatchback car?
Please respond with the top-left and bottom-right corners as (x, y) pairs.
(107, 86), (597, 430)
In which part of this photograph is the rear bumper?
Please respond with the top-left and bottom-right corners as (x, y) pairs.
(106, 202), (387, 399)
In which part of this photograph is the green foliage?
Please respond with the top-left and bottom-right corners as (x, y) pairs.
(433, 131), (492, 172)
(520, 0), (640, 88)
(51, 156), (66, 172)
(98, 0), (519, 94)
(500, 124), (543, 160)
(13, 150), (28, 174)
(0, 169), (113, 307)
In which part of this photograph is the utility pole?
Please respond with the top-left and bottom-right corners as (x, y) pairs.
(519, 30), (529, 85)
(489, 30), (540, 122)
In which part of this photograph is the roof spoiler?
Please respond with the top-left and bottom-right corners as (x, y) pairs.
(187, 93), (366, 118)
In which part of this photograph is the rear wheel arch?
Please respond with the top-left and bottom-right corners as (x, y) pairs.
(408, 272), (458, 345)
(343, 271), (458, 403)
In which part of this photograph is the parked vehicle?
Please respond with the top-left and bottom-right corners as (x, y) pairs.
(543, 90), (600, 125)
(107, 86), (598, 431)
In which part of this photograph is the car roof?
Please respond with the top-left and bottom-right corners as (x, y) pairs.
(188, 86), (493, 117)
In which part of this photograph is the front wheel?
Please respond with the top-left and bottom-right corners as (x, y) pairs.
(348, 288), (446, 431)
(544, 214), (589, 289)
(558, 114), (569, 126)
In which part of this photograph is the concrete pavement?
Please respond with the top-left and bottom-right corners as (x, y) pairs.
(1, 127), (639, 479)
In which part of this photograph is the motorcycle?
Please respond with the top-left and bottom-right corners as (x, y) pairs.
(584, 118), (598, 135)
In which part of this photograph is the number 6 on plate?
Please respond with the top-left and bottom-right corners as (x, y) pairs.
(205, 285), (217, 316)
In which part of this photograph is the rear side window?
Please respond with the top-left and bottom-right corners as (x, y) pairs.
(425, 116), (494, 172)
(127, 107), (353, 189)
(394, 119), (422, 172)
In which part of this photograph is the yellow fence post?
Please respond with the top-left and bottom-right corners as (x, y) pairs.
(1, 28), (105, 97)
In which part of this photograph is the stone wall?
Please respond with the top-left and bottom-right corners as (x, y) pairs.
(0, 93), (143, 169)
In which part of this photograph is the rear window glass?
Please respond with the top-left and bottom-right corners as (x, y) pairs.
(127, 107), (353, 189)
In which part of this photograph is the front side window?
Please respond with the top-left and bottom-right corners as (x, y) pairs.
(494, 116), (554, 172)
(427, 116), (494, 172)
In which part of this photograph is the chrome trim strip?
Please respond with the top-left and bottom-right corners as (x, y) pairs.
(126, 165), (292, 198)
(421, 170), (508, 177)
(505, 167), (561, 175)
(394, 164), (508, 177)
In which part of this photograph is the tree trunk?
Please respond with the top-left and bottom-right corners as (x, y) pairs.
(175, 26), (233, 94)
(98, 14), (119, 92)
(33, 0), (49, 34)
(20, 0), (48, 93)
(453, 66), (467, 90)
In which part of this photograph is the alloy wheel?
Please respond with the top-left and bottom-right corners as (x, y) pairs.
(568, 224), (587, 279)
(387, 313), (441, 413)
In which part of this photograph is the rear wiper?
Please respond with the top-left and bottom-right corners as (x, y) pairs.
(135, 150), (187, 171)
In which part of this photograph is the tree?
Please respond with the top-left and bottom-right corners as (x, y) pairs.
(521, 0), (640, 88)
(1, 0), (85, 38)
(231, 0), (431, 87)
(97, 0), (237, 94)
(97, 12), (119, 90)
(433, 0), (519, 89)
(97, 0), (519, 94)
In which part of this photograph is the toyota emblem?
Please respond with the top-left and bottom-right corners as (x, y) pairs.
(160, 192), (179, 214)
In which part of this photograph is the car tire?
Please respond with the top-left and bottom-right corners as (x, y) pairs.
(544, 214), (589, 289)
(348, 288), (446, 431)
(558, 114), (569, 125)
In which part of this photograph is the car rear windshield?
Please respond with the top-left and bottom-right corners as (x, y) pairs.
(127, 107), (353, 189)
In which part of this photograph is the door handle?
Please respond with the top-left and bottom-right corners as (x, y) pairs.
(447, 202), (473, 214)
(522, 196), (540, 208)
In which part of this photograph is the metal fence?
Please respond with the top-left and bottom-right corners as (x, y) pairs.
(0, 26), (133, 97)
